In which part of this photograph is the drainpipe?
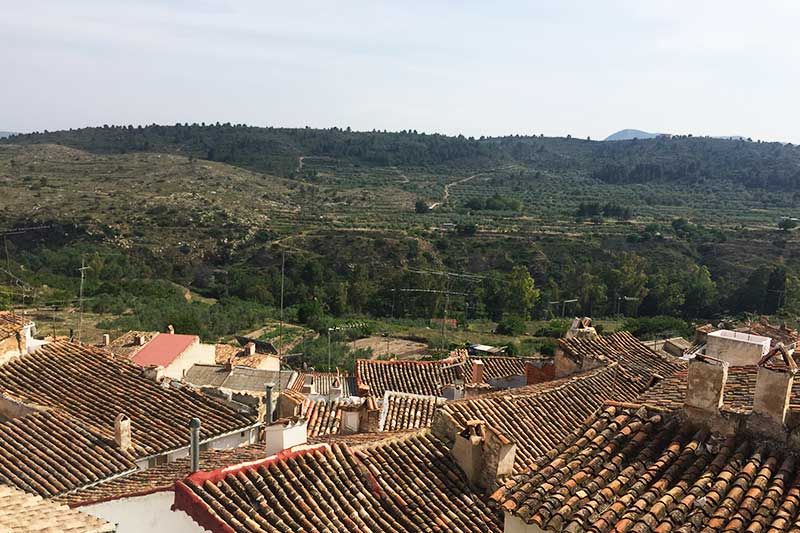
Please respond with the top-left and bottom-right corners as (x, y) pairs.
(189, 417), (201, 472)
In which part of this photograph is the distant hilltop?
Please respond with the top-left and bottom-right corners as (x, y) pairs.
(604, 129), (661, 141)
(605, 129), (746, 142)
(0, 131), (17, 138)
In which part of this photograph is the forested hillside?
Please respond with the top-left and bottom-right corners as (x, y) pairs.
(8, 124), (800, 190)
(1, 125), (799, 348)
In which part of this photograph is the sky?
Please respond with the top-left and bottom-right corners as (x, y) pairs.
(3, 0), (800, 142)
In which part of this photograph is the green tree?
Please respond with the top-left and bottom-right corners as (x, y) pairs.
(414, 200), (430, 214)
(778, 218), (798, 231)
(575, 271), (607, 315)
(504, 265), (540, 318)
(682, 266), (718, 318)
(607, 253), (649, 313)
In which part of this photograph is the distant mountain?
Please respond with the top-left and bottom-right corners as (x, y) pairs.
(0, 131), (17, 138)
(604, 129), (661, 141)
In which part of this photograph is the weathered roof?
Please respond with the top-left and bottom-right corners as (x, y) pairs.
(308, 371), (357, 396)
(0, 341), (257, 458)
(380, 391), (441, 432)
(355, 354), (468, 396)
(174, 431), (501, 532)
(105, 330), (158, 358)
(131, 333), (196, 368)
(214, 343), (280, 369)
(737, 319), (800, 347)
(435, 363), (657, 472)
(0, 484), (115, 533)
(57, 444), (266, 508)
(638, 364), (800, 414)
(493, 404), (800, 532)
(0, 311), (28, 340)
(307, 429), (418, 446)
(559, 330), (686, 379)
(476, 355), (543, 380)
(184, 364), (296, 393)
(302, 397), (348, 438)
(0, 411), (137, 499)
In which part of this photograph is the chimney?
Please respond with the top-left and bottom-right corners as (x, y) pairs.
(441, 381), (464, 401)
(360, 397), (381, 432)
(245, 342), (257, 356)
(142, 365), (164, 382)
(102, 333), (110, 347)
(134, 334), (146, 346)
(264, 417), (307, 456)
(114, 414), (132, 453)
(167, 324), (175, 334)
(751, 345), (797, 430)
(471, 359), (485, 384)
(339, 401), (362, 435)
(329, 378), (343, 400)
(189, 417), (201, 472)
(264, 382), (275, 424)
(525, 360), (554, 385)
(301, 374), (314, 395)
(685, 354), (728, 417)
(451, 420), (516, 493)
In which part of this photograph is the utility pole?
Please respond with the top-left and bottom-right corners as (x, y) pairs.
(278, 250), (285, 360)
(77, 258), (89, 343)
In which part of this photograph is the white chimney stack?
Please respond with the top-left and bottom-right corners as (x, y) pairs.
(114, 414), (132, 453)
(167, 324), (175, 335)
(102, 334), (110, 347)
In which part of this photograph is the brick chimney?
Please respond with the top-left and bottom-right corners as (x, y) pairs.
(685, 354), (728, 417)
(114, 414), (132, 453)
(471, 359), (485, 384)
(750, 345), (797, 433)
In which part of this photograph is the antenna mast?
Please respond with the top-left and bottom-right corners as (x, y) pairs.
(77, 258), (90, 343)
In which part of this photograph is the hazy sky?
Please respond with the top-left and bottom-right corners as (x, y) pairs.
(4, 1), (800, 142)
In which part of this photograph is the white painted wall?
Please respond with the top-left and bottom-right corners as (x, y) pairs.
(164, 342), (216, 380)
(706, 330), (771, 366)
(82, 491), (203, 533)
(265, 419), (307, 456)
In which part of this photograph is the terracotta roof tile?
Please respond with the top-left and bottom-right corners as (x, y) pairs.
(0, 484), (114, 533)
(477, 355), (543, 380)
(638, 365), (800, 414)
(436, 364), (659, 472)
(0, 312), (28, 341)
(0, 341), (257, 458)
(492, 405), (800, 532)
(0, 411), (137, 499)
(559, 330), (685, 380)
(380, 391), (441, 432)
(355, 354), (468, 396)
(105, 330), (158, 358)
(214, 343), (280, 369)
(57, 444), (266, 507)
(174, 431), (501, 532)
